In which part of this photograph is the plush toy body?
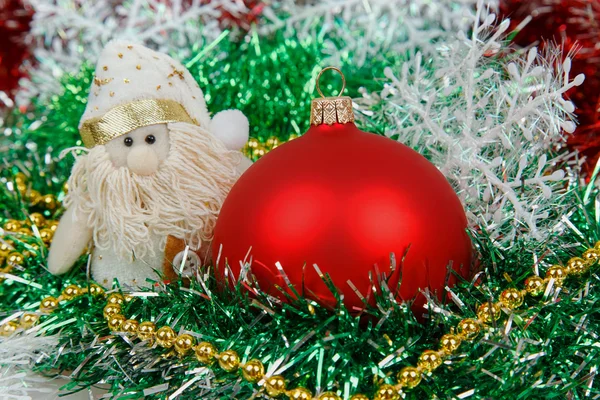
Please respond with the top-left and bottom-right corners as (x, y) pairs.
(48, 41), (251, 287)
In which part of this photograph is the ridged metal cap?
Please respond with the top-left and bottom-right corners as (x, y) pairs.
(310, 67), (355, 126)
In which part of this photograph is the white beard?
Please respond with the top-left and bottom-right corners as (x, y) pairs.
(64, 122), (242, 262)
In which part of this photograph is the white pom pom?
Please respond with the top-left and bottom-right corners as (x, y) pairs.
(210, 109), (249, 151)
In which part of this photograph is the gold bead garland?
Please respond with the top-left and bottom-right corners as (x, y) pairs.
(0, 282), (102, 336)
(3, 234), (598, 398)
(94, 241), (600, 399)
(9, 170), (62, 211)
(106, 296), (357, 399)
(371, 242), (600, 397)
(1, 172), (64, 283)
(243, 135), (299, 160)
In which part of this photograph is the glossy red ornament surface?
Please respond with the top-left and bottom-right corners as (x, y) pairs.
(213, 123), (472, 313)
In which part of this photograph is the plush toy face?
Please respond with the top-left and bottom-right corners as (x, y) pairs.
(104, 124), (170, 175)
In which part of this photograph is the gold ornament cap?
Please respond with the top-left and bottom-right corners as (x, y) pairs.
(310, 67), (355, 126)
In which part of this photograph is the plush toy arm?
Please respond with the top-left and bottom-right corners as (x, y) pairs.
(47, 207), (93, 275)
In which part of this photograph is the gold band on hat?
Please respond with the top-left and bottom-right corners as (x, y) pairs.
(79, 98), (197, 148)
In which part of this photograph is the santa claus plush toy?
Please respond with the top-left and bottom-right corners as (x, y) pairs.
(48, 40), (251, 287)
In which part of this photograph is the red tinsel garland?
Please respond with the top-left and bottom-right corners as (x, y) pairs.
(500, 0), (600, 173)
(0, 0), (33, 105)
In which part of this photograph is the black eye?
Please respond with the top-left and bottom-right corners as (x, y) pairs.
(145, 135), (156, 144)
(124, 137), (133, 147)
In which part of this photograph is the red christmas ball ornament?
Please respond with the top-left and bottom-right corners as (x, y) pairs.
(213, 68), (472, 314)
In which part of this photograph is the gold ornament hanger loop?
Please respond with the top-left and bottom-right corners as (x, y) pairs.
(316, 66), (346, 98)
(311, 66), (354, 125)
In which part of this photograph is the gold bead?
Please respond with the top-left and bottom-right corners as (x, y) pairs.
(17, 227), (32, 236)
(40, 296), (58, 311)
(156, 326), (176, 348)
(195, 341), (218, 364)
(265, 375), (287, 397)
(62, 284), (81, 300)
(242, 359), (265, 382)
(218, 349), (240, 372)
(17, 184), (27, 196)
(457, 318), (481, 340)
(397, 366), (421, 389)
(499, 288), (524, 309)
(107, 293), (125, 305)
(3, 219), (21, 231)
(417, 349), (443, 372)
(567, 256), (589, 275)
(39, 228), (54, 244)
(266, 136), (281, 149)
(121, 319), (139, 334)
(108, 314), (126, 331)
(40, 194), (59, 210)
(318, 392), (341, 400)
(439, 334), (462, 354)
(374, 384), (400, 400)
(350, 395), (370, 400)
(89, 284), (105, 297)
(20, 313), (39, 328)
(29, 213), (46, 227)
(252, 144), (267, 158)
(7, 252), (24, 266)
(0, 321), (18, 336)
(477, 302), (501, 323)
(28, 189), (42, 205)
(137, 321), (156, 341)
(23, 243), (40, 257)
(15, 172), (27, 184)
(545, 265), (567, 285)
(524, 276), (545, 296)
(582, 248), (600, 263)
(286, 387), (313, 400)
(46, 220), (59, 232)
(0, 240), (14, 256)
(62, 181), (69, 194)
(103, 304), (121, 319)
(174, 334), (195, 355)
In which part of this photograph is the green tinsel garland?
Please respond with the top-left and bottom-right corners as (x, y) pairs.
(1, 30), (599, 399)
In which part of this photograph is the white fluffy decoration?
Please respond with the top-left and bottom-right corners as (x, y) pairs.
(356, 3), (583, 246)
(210, 109), (250, 151)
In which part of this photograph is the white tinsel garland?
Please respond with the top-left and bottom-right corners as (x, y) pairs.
(0, 333), (60, 399)
(262, 0), (491, 66)
(18, 0), (488, 105)
(356, 5), (584, 246)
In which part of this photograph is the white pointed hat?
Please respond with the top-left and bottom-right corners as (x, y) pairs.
(79, 40), (212, 148)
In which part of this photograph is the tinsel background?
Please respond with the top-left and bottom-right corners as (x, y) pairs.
(1, 0), (600, 399)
